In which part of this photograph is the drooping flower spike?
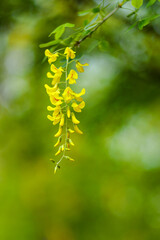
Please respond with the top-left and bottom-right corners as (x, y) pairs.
(44, 47), (89, 173)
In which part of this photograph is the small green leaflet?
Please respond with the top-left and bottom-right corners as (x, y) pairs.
(39, 40), (60, 48)
(49, 23), (75, 39)
(138, 15), (160, 30)
(131, 0), (143, 8)
(78, 6), (100, 16)
(146, 0), (156, 7)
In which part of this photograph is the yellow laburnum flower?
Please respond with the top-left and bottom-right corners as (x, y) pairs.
(44, 84), (58, 95)
(76, 61), (89, 73)
(47, 64), (64, 85)
(67, 106), (71, 118)
(74, 124), (83, 134)
(64, 47), (76, 60)
(71, 112), (80, 124)
(54, 136), (62, 147)
(49, 92), (63, 106)
(74, 88), (86, 102)
(60, 114), (65, 127)
(45, 49), (59, 64)
(54, 127), (63, 137)
(72, 101), (85, 112)
(66, 70), (78, 84)
(62, 87), (75, 102)
(47, 107), (62, 125)
(62, 87), (86, 103)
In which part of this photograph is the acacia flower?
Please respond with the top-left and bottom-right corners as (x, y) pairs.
(72, 101), (85, 112)
(66, 69), (78, 84)
(64, 47), (76, 60)
(76, 61), (89, 73)
(45, 49), (59, 64)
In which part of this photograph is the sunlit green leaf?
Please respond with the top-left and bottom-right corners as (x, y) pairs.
(131, 0), (143, 8)
(39, 40), (60, 48)
(138, 15), (160, 30)
(49, 23), (75, 37)
(146, 0), (156, 7)
(84, 14), (99, 30)
(55, 26), (65, 40)
(78, 9), (93, 16)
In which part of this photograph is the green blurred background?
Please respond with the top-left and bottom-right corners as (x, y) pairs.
(1, 0), (160, 239)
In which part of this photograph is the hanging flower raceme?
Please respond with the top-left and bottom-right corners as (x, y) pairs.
(44, 47), (89, 173)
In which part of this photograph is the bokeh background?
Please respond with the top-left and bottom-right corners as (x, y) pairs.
(1, 0), (160, 239)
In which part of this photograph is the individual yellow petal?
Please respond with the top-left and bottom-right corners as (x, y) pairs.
(64, 47), (76, 60)
(68, 128), (74, 133)
(76, 61), (89, 73)
(50, 64), (58, 73)
(47, 72), (54, 78)
(69, 139), (74, 146)
(67, 106), (71, 118)
(47, 106), (55, 111)
(45, 49), (53, 58)
(65, 156), (75, 161)
(55, 149), (61, 156)
(60, 114), (64, 127)
(47, 115), (54, 121)
(74, 124), (83, 134)
(54, 165), (58, 174)
(71, 112), (80, 124)
(54, 137), (61, 147)
(79, 101), (85, 108)
(54, 127), (62, 137)
(48, 53), (59, 64)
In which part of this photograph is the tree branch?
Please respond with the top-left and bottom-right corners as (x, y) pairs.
(74, 2), (124, 47)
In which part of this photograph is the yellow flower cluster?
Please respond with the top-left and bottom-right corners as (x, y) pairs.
(44, 47), (89, 173)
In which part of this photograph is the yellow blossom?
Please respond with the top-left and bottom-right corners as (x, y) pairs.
(71, 112), (80, 124)
(62, 87), (75, 102)
(54, 127), (63, 137)
(45, 49), (59, 64)
(72, 101), (85, 112)
(47, 64), (64, 85)
(74, 124), (83, 134)
(62, 87), (86, 103)
(66, 70), (78, 84)
(49, 92), (63, 106)
(44, 84), (58, 95)
(54, 137), (62, 147)
(64, 47), (76, 60)
(59, 114), (65, 127)
(76, 61), (89, 73)
(67, 106), (71, 118)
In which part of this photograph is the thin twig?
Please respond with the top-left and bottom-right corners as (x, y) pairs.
(74, 2), (124, 47)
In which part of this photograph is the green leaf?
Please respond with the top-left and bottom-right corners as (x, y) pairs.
(146, 0), (156, 7)
(55, 26), (65, 40)
(126, 22), (138, 32)
(138, 15), (160, 30)
(39, 39), (60, 48)
(78, 5), (100, 16)
(92, 7), (100, 13)
(78, 9), (93, 16)
(49, 23), (75, 37)
(84, 14), (99, 30)
(131, 0), (143, 8)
